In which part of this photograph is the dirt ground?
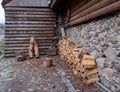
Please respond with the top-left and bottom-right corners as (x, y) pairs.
(0, 56), (102, 92)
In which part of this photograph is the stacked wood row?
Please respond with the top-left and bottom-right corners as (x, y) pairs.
(58, 38), (99, 85)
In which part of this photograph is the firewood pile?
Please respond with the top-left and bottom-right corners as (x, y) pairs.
(58, 38), (99, 85)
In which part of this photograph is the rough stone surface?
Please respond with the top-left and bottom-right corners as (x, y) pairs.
(104, 47), (117, 61)
(96, 58), (105, 68)
(66, 11), (120, 91)
(101, 68), (117, 81)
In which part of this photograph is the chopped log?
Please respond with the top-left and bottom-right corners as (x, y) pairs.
(43, 57), (53, 67)
(84, 68), (98, 77)
(82, 55), (96, 65)
(83, 77), (99, 85)
(82, 59), (95, 65)
(84, 65), (96, 69)
(86, 73), (98, 79)
(29, 36), (39, 58)
(83, 55), (95, 60)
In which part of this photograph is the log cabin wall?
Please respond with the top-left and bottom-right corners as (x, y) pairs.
(4, 0), (57, 56)
(51, 0), (120, 27)
(50, 0), (120, 91)
(66, 0), (120, 27)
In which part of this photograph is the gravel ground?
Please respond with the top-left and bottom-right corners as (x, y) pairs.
(0, 56), (102, 92)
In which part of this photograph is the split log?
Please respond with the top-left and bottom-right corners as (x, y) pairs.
(84, 68), (98, 77)
(82, 55), (95, 65)
(83, 76), (99, 85)
(29, 36), (39, 58)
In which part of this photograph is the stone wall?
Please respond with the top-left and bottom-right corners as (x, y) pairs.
(66, 11), (120, 92)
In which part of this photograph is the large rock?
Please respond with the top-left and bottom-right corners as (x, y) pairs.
(104, 47), (117, 61)
(101, 68), (117, 80)
(100, 78), (111, 88)
(96, 58), (105, 68)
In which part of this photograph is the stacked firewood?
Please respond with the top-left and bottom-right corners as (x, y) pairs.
(58, 38), (99, 85)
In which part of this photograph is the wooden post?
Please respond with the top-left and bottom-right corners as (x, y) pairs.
(61, 27), (66, 38)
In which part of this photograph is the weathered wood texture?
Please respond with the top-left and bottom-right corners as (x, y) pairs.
(58, 38), (99, 85)
(5, 0), (50, 7)
(5, 7), (56, 56)
(66, 0), (120, 27)
(50, 0), (120, 27)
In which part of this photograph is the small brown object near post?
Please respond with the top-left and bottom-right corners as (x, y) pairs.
(29, 36), (39, 58)
(43, 57), (53, 67)
(15, 51), (26, 62)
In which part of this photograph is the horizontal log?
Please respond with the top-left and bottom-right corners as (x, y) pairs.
(5, 7), (54, 12)
(5, 25), (55, 28)
(5, 17), (56, 21)
(5, 37), (54, 40)
(5, 33), (54, 37)
(67, 1), (120, 27)
(5, 40), (53, 44)
(6, 21), (55, 25)
(5, 51), (56, 56)
(5, 28), (54, 31)
(5, 11), (56, 15)
(5, 35), (54, 38)
(71, 0), (90, 13)
(5, 42), (52, 47)
(5, 48), (56, 53)
(70, 0), (117, 22)
(5, 14), (56, 18)
(5, 31), (54, 34)
(5, 46), (50, 50)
